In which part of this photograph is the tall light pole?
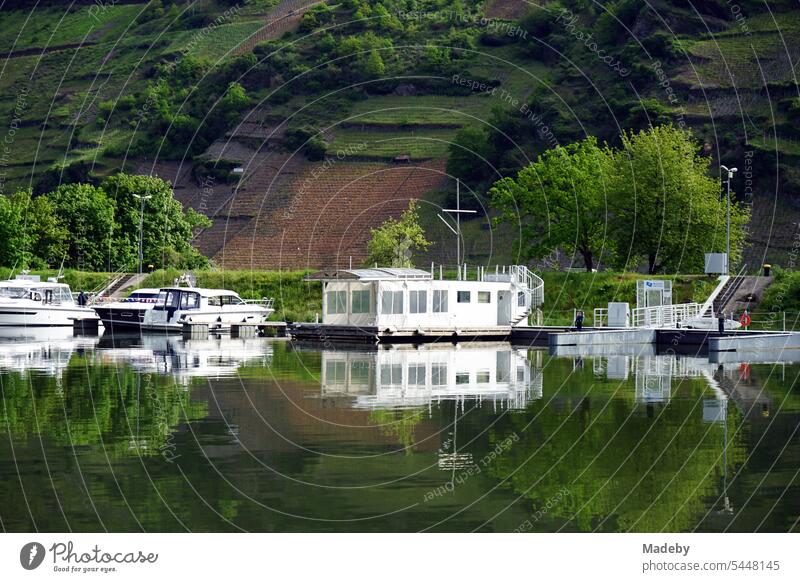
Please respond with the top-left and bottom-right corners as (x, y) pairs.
(720, 165), (737, 275)
(443, 179), (476, 278)
(132, 193), (153, 274)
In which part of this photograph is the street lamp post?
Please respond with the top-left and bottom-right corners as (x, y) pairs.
(720, 165), (737, 275)
(132, 193), (153, 274)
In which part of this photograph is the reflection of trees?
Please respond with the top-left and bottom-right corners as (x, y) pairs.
(486, 368), (745, 532)
(369, 409), (424, 454)
(0, 357), (206, 459)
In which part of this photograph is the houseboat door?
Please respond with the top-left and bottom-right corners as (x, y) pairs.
(497, 291), (512, 325)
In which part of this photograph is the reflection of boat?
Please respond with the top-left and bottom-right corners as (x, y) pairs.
(93, 288), (161, 330)
(319, 343), (542, 410)
(98, 335), (273, 384)
(0, 276), (99, 326)
(0, 327), (99, 375)
(142, 287), (274, 332)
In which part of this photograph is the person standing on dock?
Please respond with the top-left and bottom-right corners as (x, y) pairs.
(575, 310), (584, 331)
(77, 291), (88, 307)
(717, 313), (725, 334)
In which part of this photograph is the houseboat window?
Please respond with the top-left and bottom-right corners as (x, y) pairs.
(180, 292), (200, 310)
(325, 361), (346, 384)
(433, 290), (448, 312)
(476, 370), (491, 384)
(208, 296), (221, 307)
(351, 289), (371, 314)
(165, 291), (180, 308)
(409, 290), (427, 314)
(408, 364), (426, 386)
(56, 287), (73, 303)
(350, 361), (371, 384)
(455, 372), (470, 385)
(381, 291), (403, 314)
(226, 295), (245, 305)
(457, 291), (471, 303)
(326, 291), (347, 314)
(517, 366), (526, 382)
(380, 364), (403, 385)
(478, 291), (491, 304)
(518, 291), (526, 307)
(431, 364), (447, 386)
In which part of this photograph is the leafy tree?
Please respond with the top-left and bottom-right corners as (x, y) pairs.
(47, 183), (116, 271)
(0, 191), (34, 268)
(101, 173), (210, 270)
(366, 201), (431, 267)
(446, 126), (495, 188)
(362, 49), (386, 78)
(608, 125), (750, 273)
(490, 136), (614, 271)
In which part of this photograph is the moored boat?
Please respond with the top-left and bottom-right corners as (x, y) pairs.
(141, 286), (274, 332)
(0, 275), (100, 327)
(93, 288), (161, 330)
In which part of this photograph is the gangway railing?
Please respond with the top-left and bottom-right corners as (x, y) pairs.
(632, 302), (702, 328)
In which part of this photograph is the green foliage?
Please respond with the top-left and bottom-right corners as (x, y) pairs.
(366, 201), (432, 267)
(608, 125), (750, 273)
(48, 182), (117, 271)
(491, 136), (613, 271)
(101, 173), (211, 270)
(489, 126), (750, 274)
(0, 173), (210, 271)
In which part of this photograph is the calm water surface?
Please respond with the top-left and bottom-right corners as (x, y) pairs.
(0, 330), (798, 532)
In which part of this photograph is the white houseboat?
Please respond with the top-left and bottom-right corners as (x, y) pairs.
(141, 286), (274, 332)
(0, 275), (100, 327)
(292, 265), (544, 342)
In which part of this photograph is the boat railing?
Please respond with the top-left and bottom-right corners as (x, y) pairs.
(243, 297), (275, 310)
(631, 302), (702, 328)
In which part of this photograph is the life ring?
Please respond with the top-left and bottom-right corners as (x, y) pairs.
(739, 312), (751, 327)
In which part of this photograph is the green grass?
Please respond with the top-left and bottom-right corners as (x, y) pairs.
(347, 95), (496, 126)
(168, 20), (267, 61)
(328, 128), (457, 160)
(0, 5), (145, 50)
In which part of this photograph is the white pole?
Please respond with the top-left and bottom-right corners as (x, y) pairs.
(456, 179), (461, 270)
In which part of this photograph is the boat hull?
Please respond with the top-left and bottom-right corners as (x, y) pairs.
(0, 305), (99, 327)
(93, 306), (149, 330)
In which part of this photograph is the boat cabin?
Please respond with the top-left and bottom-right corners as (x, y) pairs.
(306, 266), (543, 331)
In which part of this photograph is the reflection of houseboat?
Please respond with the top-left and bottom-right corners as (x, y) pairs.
(0, 275), (100, 327)
(141, 287), (274, 332)
(319, 343), (542, 410)
(293, 265), (544, 343)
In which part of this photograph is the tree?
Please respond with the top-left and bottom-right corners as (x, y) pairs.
(490, 136), (614, 271)
(366, 201), (431, 267)
(101, 173), (210, 270)
(608, 125), (749, 274)
(362, 49), (386, 78)
(47, 183), (116, 271)
(0, 191), (34, 268)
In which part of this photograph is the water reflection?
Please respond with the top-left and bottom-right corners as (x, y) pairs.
(98, 334), (273, 385)
(318, 343), (543, 411)
(0, 333), (796, 532)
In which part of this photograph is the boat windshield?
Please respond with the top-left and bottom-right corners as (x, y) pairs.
(124, 292), (160, 303)
(0, 286), (28, 299)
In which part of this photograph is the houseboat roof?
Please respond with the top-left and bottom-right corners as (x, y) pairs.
(306, 268), (433, 282)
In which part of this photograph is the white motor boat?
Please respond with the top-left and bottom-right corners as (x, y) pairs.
(0, 276), (100, 327)
(92, 288), (161, 330)
(141, 286), (274, 332)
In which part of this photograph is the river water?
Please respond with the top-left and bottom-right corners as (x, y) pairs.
(0, 330), (797, 532)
